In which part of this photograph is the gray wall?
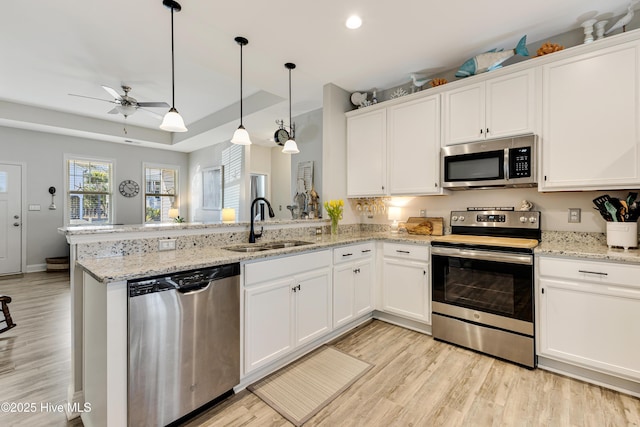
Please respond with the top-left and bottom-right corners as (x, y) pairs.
(289, 108), (323, 212)
(0, 126), (188, 269)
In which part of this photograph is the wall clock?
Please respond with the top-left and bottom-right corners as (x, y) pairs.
(119, 179), (140, 197)
(274, 128), (289, 145)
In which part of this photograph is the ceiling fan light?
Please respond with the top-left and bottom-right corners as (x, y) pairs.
(282, 138), (299, 154)
(160, 107), (188, 132)
(231, 125), (252, 145)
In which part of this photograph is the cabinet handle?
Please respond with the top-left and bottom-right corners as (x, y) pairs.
(382, 185), (385, 190)
(292, 284), (301, 292)
(423, 270), (426, 275)
(435, 182), (438, 187)
(578, 270), (608, 276)
(486, 128), (489, 134)
(396, 250), (411, 254)
(480, 129), (483, 134)
(361, 249), (371, 253)
(541, 288), (545, 294)
(342, 253), (353, 257)
(354, 268), (360, 274)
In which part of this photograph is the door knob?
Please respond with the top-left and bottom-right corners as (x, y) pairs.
(13, 222), (20, 227)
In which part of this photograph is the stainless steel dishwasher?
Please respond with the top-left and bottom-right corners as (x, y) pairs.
(127, 263), (240, 427)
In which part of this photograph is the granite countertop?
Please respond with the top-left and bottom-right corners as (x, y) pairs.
(78, 231), (435, 283)
(77, 230), (640, 284)
(535, 231), (640, 264)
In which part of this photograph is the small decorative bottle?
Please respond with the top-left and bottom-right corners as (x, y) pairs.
(372, 89), (378, 104)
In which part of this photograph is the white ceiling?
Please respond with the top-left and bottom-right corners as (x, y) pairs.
(0, 0), (632, 152)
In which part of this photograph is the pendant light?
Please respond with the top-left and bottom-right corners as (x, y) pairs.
(231, 36), (251, 145)
(282, 63), (300, 154)
(160, 0), (188, 133)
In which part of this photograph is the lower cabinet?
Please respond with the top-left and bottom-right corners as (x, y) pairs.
(332, 243), (375, 328)
(244, 251), (332, 374)
(382, 243), (430, 323)
(537, 256), (640, 381)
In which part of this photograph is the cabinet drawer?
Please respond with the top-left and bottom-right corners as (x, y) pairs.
(245, 250), (331, 286)
(383, 243), (429, 261)
(538, 256), (640, 289)
(333, 243), (374, 264)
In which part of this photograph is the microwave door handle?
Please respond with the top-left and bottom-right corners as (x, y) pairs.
(504, 148), (510, 181)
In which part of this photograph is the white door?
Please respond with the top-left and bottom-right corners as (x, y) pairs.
(0, 164), (22, 275)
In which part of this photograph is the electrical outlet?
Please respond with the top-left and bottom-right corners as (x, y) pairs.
(159, 239), (177, 251)
(568, 208), (581, 223)
(419, 209), (427, 217)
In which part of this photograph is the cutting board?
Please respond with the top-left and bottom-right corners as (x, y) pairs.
(402, 217), (444, 236)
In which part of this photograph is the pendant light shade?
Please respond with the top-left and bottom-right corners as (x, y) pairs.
(282, 62), (299, 154)
(160, 0), (187, 133)
(231, 36), (252, 145)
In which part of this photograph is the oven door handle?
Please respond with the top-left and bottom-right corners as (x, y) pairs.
(431, 246), (533, 265)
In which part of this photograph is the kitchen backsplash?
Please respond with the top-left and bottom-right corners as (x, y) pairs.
(351, 187), (639, 233)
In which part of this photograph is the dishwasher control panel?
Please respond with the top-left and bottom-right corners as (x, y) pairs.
(128, 278), (175, 297)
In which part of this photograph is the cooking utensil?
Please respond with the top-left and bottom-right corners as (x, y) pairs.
(593, 195), (613, 220)
(604, 200), (619, 222)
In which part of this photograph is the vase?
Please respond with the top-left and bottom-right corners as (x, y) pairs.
(331, 218), (339, 235)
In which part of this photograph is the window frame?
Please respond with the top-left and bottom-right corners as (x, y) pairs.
(142, 163), (180, 223)
(64, 154), (116, 225)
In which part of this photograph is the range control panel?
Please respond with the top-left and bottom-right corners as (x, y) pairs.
(450, 210), (540, 229)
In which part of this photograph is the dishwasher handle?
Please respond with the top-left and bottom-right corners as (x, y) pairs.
(177, 282), (211, 294)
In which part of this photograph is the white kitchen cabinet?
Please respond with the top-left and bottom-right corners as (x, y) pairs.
(540, 41), (640, 191)
(244, 251), (332, 374)
(388, 95), (444, 195)
(537, 256), (640, 381)
(382, 243), (430, 323)
(347, 109), (387, 196)
(442, 69), (535, 145)
(332, 243), (375, 328)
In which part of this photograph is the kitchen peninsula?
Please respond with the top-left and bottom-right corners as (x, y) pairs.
(61, 218), (640, 426)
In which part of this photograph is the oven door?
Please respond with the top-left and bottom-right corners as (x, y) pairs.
(431, 245), (533, 334)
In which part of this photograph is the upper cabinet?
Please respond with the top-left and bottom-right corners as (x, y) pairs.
(388, 95), (443, 195)
(347, 109), (387, 197)
(540, 40), (640, 191)
(347, 94), (445, 197)
(442, 69), (536, 145)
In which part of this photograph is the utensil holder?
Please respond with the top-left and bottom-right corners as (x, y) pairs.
(606, 222), (638, 250)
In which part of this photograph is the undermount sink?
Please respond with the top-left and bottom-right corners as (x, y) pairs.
(223, 240), (314, 253)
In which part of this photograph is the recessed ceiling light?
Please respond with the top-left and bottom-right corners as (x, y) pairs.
(346, 15), (362, 29)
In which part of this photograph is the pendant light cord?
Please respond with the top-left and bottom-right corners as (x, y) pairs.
(288, 67), (292, 138)
(239, 42), (243, 126)
(170, 5), (176, 108)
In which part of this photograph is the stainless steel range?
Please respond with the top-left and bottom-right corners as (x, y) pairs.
(431, 208), (540, 368)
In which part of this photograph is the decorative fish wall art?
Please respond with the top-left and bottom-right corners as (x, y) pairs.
(455, 35), (529, 78)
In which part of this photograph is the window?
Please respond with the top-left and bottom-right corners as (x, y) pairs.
(67, 158), (113, 225)
(202, 166), (223, 210)
(144, 165), (178, 223)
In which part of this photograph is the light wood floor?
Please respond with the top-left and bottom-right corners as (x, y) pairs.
(1, 273), (639, 426)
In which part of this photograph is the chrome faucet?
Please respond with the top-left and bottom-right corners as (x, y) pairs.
(249, 197), (275, 243)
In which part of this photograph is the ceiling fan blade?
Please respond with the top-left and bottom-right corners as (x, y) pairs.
(137, 102), (170, 108)
(139, 108), (163, 119)
(102, 85), (123, 100)
(69, 93), (116, 103)
(107, 108), (119, 114)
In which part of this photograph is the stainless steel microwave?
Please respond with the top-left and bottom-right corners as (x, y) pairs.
(441, 135), (537, 189)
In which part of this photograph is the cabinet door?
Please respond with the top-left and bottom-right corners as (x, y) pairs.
(295, 268), (332, 346)
(244, 278), (294, 373)
(388, 95), (442, 194)
(347, 109), (387, 196)
(541, 42), (640, 190)
(333, 263), (355, 327)
(442, 82), (485, 145)
(382, 258), (429, 323)
(353, 258), (374, 317)
(538, 277), (640, 381)
(485, 69), (535, 140)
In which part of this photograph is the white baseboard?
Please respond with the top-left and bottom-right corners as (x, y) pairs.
(26, 263), (46, 273)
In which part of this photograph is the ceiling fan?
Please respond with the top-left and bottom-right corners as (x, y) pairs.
(69, 85), (170, 118)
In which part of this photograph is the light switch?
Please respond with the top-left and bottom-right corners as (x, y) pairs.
(28, 204), (41, 211)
